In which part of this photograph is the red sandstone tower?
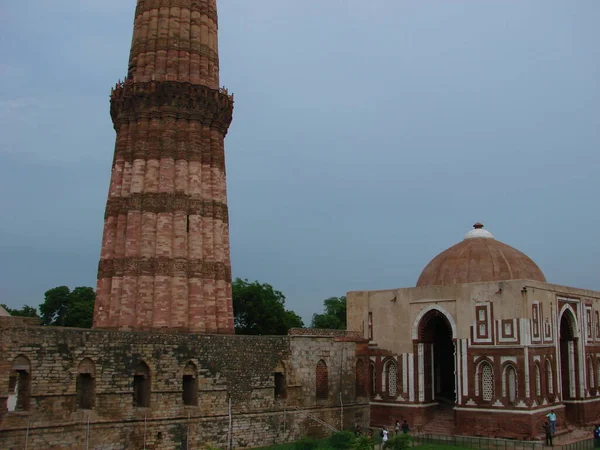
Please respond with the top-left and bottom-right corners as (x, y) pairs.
(93, 0), (234, 334)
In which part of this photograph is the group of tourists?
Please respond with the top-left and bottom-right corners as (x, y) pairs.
(354, 419), (410, 448)
(354, 410), (600, 448)
(542, 409), (600, 448)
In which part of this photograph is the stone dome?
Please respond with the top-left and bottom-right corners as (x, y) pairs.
(416, 223), (546, 287)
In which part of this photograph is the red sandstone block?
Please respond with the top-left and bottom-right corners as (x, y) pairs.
(141, 212), (157, 258)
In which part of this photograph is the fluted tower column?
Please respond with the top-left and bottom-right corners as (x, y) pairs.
(93, 0), (234, 334)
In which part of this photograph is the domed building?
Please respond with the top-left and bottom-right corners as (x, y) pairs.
(347, 223), (600, 440)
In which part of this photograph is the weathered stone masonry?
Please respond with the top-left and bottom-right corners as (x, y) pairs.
(0, 319), (369, 449)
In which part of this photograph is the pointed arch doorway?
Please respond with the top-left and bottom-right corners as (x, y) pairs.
(416, 308), (456, 404)
(559, 307), (578, 400)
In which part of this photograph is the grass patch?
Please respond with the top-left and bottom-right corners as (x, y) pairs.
(253, 439), (329, 450)
(416, 445), (471, 450)
(253, 436), (476, 450)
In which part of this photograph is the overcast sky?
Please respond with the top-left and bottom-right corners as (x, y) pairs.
(1, 1), (599, 324)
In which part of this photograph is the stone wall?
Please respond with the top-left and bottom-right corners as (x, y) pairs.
(0, 321), (369, 449)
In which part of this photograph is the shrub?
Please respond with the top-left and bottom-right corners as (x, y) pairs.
(384, 434), (411, 450)
(328, 431), (355, 449)
(350, 435), (375, 450)
(292, 437), (319, 450)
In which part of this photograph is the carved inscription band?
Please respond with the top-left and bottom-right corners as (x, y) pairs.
(130, 40), (219, 64)
(134, 1), (218, 24)
(98, 257), (231, 281)
(104, 193), (228, 221)
(113, 146), (225, 169)
(110, 81), (233, 133)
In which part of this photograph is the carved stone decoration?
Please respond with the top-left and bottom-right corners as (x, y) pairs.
(110, 82), (234, 135)
(104, 194), (228, 220)
(98, 258), (231, 282)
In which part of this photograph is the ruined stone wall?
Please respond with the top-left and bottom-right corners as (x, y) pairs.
(0, 322), (369, 449)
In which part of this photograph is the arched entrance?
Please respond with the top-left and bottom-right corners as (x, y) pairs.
(559, 308), (578, 400)
(417, 309), (455, 403)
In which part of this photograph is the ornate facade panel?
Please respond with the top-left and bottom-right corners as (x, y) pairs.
(497, 318), (519, 344)
(531, 302), (541, 343)
(472, 303), (493, 344)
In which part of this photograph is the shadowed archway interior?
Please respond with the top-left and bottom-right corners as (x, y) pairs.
(559, 310), (577, 400)
(419, 310), (455, 403)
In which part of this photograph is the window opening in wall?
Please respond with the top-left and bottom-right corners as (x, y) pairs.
(481, 363), (494, 402)
(274, 372), (286, 399)
(182, 375), (197, 405)
(273, 362), (287, 399)
(588, 357), (595, 390)
(387, 362), (398, 397)
(597, 359), (600, 388)
(134, 362), (151, 407)
(186, 215), (190, 233)
(8, 355), (31, 412)
(316, 360), (329, 400)
(77, 358), (96, 410)
(182, 362), (198, 406)
(368, 312), (373, 341)
(77, 374), (95, 409)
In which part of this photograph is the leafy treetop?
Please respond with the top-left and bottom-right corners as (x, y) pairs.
(310, 296), (346, 330)
(232, 278), (303, 335)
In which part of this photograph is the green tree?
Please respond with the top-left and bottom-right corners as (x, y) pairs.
(40, 286), (95, 328)
(232, 278), (303, 335)
(64, 287), (95, 328)
(310, 296), (346, 329)
(1, 304), (39, 318)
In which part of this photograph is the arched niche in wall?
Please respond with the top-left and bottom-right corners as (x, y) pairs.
(315, 360), (329, 400)
(273, 361), (287, 400)
(8, 355), (31, 412)
(77, 358), (96, 410)
(133, 361), (151, 408)
(183, 361), (198, 406)
(355, 359), (366, 398)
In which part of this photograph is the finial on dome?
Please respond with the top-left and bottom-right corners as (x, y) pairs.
(465, 222), (494, 239)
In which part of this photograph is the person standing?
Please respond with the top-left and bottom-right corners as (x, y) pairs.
(543, 422), (553, 447)
(594, 424), (600, 448)
(381, 426), (389, 448)
(394, 420), (400, 436)
(402, 419), (410, 434)
(546, 410), (557, 435)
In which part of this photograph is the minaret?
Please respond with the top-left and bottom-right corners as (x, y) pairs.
(93, 0), (234, 334)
